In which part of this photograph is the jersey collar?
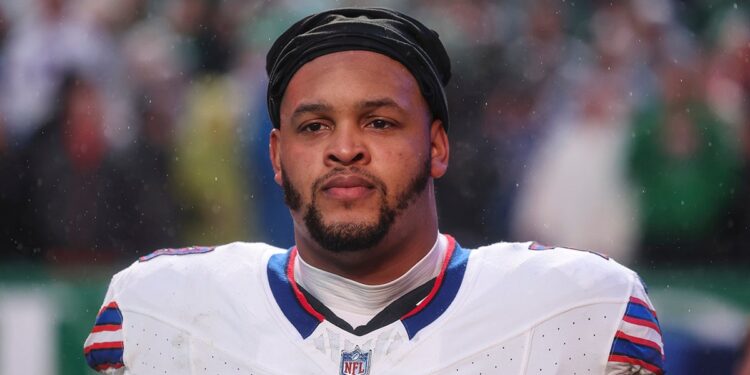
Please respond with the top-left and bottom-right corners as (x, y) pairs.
(266, 235), (469, 339)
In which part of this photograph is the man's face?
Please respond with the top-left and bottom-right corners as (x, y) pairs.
(271, 51), (448, 253)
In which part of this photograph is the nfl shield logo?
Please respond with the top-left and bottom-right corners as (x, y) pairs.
(339, 346), (372, 375)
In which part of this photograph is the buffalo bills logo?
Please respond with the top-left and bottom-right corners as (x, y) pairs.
(340, 346), (371, 375)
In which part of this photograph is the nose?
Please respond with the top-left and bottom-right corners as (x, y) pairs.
(324, 125), (370, 167)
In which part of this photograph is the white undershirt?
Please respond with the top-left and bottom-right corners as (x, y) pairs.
(294, 233), (448, 328)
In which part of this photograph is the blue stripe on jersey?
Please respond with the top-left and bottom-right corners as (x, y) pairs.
(610, 337), (663, 369)
(401, 244), (469, 339)
(85, 348), (124, 369)
(625, 302), (659, 325)
(95, 307), (123, 326)
(267, 251), (321, 339)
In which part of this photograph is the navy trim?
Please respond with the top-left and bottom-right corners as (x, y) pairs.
(95, 307), (123, 326)
(267, 251), (322, 339)
(610, 338), (664, 370)
(625, 302), (659, 325)
(85, 348), (124, 369)
(401, 243), (469, 339)
(301, 279), (434, 336)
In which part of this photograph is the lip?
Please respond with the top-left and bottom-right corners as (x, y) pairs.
(321, 175), (376, 200)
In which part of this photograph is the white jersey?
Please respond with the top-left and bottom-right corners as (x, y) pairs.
(84, 236), (664, 374)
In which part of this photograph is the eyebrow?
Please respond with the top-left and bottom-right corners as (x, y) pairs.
(291, 102), (333, 121)
(290, 97), (405, 122)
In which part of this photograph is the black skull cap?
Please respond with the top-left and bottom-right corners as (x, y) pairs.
(266, 7), (451, 129)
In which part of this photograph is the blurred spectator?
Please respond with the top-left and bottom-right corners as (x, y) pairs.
(118, 0), (188, 141)
(478, 75), (542, 241)
(508, 2), (660, 263)
(705, 8), (750, 136)
(116, 94), (180, 252)
(0, 0), (125, 146)
(172, 75), (254, 246)
(169, 0), (253, 246)
(511, 70), (639, 264)
(627, 58), (741, 262)
(9, 73), (139, 262)
(503, 0), (589, 122)
(705, 8), (750, 261)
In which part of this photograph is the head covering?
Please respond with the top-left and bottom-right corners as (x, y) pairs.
(266, 7), (452, 129)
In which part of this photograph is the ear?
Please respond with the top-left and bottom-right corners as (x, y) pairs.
(269, 128), (283, 186)
(429, 119), (449, 178)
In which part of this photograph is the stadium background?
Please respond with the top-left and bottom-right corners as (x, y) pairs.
(0, 0), (748, 373)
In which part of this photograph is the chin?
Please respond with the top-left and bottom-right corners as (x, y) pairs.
(304, 199), (396, 253)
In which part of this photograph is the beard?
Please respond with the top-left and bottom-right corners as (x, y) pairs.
(282, 159), (430, 253)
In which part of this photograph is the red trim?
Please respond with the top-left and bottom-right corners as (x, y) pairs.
(95, 362), (125, 371)
(623, 315), (661, 333)
(287, 248), (325, 322)
(629, 296), (658, 319)
(400, 235), (456, 320)
(608, 354), (663, 374)
(98, 301), (120, 316)
(84, 341), (124, 354)
(91, 324), (121, 333)
(615, 330), (663, 353)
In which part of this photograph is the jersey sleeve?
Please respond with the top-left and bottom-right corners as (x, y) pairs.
(83, 281), (125, 374)
(83, 268), (195, 374)
(605, 276), (665, 375)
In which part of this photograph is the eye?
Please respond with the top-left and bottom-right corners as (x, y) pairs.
(300, 122), (328, 133)
(367, 119), (394, 129)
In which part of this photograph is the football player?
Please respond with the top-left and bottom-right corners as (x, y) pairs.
(85, 8), (664, 374)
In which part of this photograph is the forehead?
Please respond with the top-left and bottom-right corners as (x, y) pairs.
(280, 51), (425, 118)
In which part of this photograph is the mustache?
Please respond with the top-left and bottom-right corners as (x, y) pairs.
(311, 167), (388, 196)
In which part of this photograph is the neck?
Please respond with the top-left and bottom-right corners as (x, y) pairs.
(294, 234), (446, 326)
(293, 190), (439, 285)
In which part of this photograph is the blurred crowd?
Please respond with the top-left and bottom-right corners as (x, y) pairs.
(0, 0), (748, 268)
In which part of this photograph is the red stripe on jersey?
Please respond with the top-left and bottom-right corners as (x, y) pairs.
(95, 362), (125, 371)
(91, 324), (121, 333)
(400, 236), (456, 320)
(608, 354), (663, 374)
(287, 248), (325, 322)
(629, 296), (658, 319)
(84, 341), (124, 354)
(623, 315), (661, 333)
(615, 330), (663, 353)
